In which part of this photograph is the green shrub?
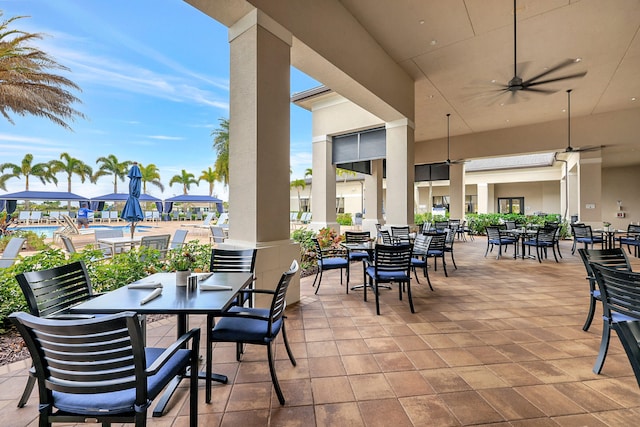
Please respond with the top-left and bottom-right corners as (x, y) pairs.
(292, 227), (316, 271)
(336, 213), (352, 225)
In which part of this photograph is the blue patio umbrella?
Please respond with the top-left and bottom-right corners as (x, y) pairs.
(121, 163), (144, 238)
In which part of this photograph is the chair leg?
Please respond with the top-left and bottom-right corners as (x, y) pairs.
(205, 314), (214, 403)
(412, 266), (421, 284)
(441, 256), (448, 277)
(314, 269), (323, 295)
(374, 282), (381, 315)
(267, 342), (286, 405)
(406, 280), (415, 313)
(17, 372), (36, 408)
(424, 262), (434, 291)
(281, 318), (297, 366)
(593, 320), (612, 374)
(582, 295), (598, 331)
(189, 336), (200, 427)
(450, 251), (457, 269)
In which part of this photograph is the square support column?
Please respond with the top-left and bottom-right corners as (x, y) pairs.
(448, 163), (465, 220)
(227, 10), (300, 304)
(578, 152), (602, 225)
(310, 135), (338, 232)
(384, 119), (415, 226)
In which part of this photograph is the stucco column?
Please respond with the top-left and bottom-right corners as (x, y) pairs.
(310, 135), (338, 233)
(577, 151), (603, 226)
(227, 10), (299, 305)
(448, 163), (465, 220)
(477, 182), (491, 214)
(363, 158), (384, 236)
(384, 119), (415, 226)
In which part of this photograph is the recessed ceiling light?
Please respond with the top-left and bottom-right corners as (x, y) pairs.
(562, 109), (566, 113)
(491, 79), (497, 84)
(419, 20), (425, 25)
(430, 40), (437, 46)
(632, 97), (637, 101)
(505, 119), (510, 123)
(574, 58), (582, 63)
(499, 103), (505, 107)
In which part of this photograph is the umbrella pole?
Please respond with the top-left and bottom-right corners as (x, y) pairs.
(131, 222), (136, 239)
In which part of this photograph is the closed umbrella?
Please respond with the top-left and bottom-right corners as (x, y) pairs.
(121, 162), (144, 238)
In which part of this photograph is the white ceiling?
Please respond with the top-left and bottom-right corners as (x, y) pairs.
(338, 0), (640, 150)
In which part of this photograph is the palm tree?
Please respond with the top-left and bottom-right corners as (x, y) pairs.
(199, 167), (219, 197)
(290, 178), (306, 213)
(49, 153), (92, 208)
(211, 118), (229, 187)
(94, 155), (131, 193)
(0, 13), (85, 130)
(169, 169), (198, 195)
(304, 168), (312, 179)
(0, 153), (55, 191)
(139, 163), (164, 194)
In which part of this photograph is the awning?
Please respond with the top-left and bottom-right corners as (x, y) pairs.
(164, 194), (223, 213)
(90, 192), (161, 202)
(0, 190), (89, 201)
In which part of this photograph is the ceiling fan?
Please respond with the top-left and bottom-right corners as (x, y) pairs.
(494, 0), (587, 99)
(561, 89), (602, 153)
(444, 113), (465, 165)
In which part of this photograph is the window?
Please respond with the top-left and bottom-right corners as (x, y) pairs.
(498, 197), (524, 214)
(432, 196), (450, 212)
(466, 195), (477, 213)
(336, 197), (345, 214)
(300, 198), (310, 212)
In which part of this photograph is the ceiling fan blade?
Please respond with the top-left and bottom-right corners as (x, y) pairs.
(521, 59), (578, 85)
(526, 71), (588, 87)
(522, 87), (558, 94)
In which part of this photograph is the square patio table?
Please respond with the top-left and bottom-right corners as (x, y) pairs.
(71, 271), (253, 416)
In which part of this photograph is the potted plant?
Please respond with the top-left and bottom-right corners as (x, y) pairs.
(603, 221), (612, 232)
(168, 249), (197, 286)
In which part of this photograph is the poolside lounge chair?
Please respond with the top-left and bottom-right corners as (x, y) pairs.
(53, 214), (94, 242)
(210, 225), (226, 244)
(0, 237), (26, 269)
(47, 211), (61, 224)
(181, 212), (215, 229)
(170, 229), (189, 249)
(17, 211), (30, 224)
(215, 212), (228, 227)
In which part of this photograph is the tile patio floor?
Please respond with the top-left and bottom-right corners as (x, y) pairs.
(1, 236), (639, 426)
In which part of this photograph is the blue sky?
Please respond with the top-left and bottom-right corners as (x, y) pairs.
(0, 0), (318, 201)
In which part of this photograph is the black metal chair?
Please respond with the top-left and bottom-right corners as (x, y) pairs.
(612, 320), (640, 389)
(577, 248), (632, 331)
(522, 226), (559, 262)
(344, 231), (371, 285)
(312, 238), (349, 294)
(426, 232), (448, 277)
(14, 261), (102, 408)
(364, 244), (413, 315)
(390, 226), (411, 244)
(617, 224), (640, 257)
(571, 223), (603, 255)
(590, 263), (640, 375)
(443, 228), (457, 269)
(379, 229), (394, 245)
(205, 247), (257, 403)
(10, 311), (200, 427)
(484, 225), (516, 259)
(209, 260), (298, 405)
(411, 234), (434, 290)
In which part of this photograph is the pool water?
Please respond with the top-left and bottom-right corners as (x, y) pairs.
(8, 225), (153, 239)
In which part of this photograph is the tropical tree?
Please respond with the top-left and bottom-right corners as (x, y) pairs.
(211, 117), (229, 187)
(49, 153), (92, 208)
(139, 163), (164, 194)
(290, 178), (306, 213)
(169, 169), (198, 195)
(0, 153), (56, 191)
(0, 13), (85, 130)
(304, 168), (312, 179)
(199, 167), (219, 197)
(94, 155), (131, 193)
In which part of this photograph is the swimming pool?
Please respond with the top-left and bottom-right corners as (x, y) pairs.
(8, 225), (153, 239)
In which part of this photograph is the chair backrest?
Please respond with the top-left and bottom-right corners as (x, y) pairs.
(485, 225), (503, 241)
(60, 235), (76, 254)
(210, 248), (257, 273)
(373, 244), (412, 275)
(572, 223), (591, 239)
(578, 248), (632, 283)
(18, 211), (30, 222)
(591, 263), (640, 323)
(61, 214), (80, 234)
(434, 221), (449, 232)
(210, 225), (226, 243)
(391, 226), (411, 244)
(345, 231), (370, 243)
(31, 211), (42, 221)
(9, 311), (148, 407)
(444, 228), (455, 246)
(15, 261), (94, 318)
(413, 234), (432, 254)
(170, 229), (189, 249)
(140, 234), (171, 257)
(504, 220), (517, 230)
(534, 226), (557, 244)
(202, 212), (215, 225)
(216, 212), (229, 225)
(266, 260), (299, 337)
(427, 233), (446, 252)
(627, 224), (640, 235)
(379, 229), (393, 245)
(0, 237), (26, 268)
